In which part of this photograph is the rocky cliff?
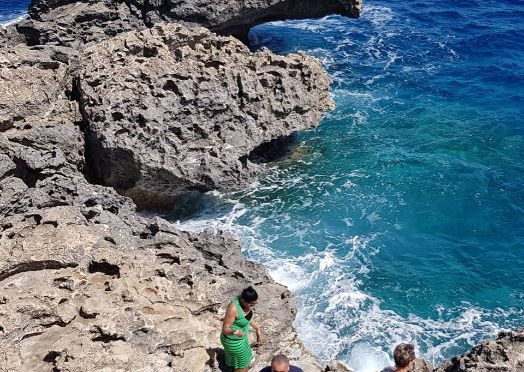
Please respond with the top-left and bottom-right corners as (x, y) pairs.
(1, 0), (522, 371)
(12, 0), (361, 47)
(436, 329), (524, 372)
(0, 0), (356, 371)
(79, 24), (333, 209)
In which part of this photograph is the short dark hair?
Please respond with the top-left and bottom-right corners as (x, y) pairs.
(271, 354), (289, 365)
(394, 343), (415, 368)
(240, 286), (258, 302)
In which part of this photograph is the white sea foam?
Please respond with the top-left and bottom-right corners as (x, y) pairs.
(347, 343), (391, 372)
(319, 250), (336, 271)
(0, 13), (28, 28)
(350, 110), (368, 126)
(268, 16), (344, 34)
(269, 259), (311, 291)
(172, 186), (522, 371)
(437, 40), (459, 59)
(362, 5), (394, 27)
(298, 266), (521, 368)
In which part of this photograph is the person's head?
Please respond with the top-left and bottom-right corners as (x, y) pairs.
(271, 354), (290, 372)
(239, 286), (258, 309)
(394, 343), (415, 369)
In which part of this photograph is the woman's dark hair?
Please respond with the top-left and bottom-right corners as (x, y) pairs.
(240, 286), (258, 302)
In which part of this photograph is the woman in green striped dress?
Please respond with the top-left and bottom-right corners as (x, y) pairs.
(221, 286), (263, 371)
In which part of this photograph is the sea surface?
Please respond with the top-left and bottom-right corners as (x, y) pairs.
(3, 0), (523, 370)
(0, 0), (28, 27)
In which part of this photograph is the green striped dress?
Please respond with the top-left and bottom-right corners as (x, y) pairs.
(220, 297), (253, 369)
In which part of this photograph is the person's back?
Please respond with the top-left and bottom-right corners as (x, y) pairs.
(380, 367), (396, 372)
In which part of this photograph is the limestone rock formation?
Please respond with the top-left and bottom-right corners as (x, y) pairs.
(0, 204), (324, 372)
(0, 26), (25, 49)
(0, 0), (350, 370)
(123, 0), (362, 42)
(0, 44), (326, 364)
(18, 0), (145, 47)
(0, 45), (77, 132)
(79, 23), (333, 209)
(413, 358), (434, 372)
(436, 329), (524, 372)
(16, 0), (361, 47)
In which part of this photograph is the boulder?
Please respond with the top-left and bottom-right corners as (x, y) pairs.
(436, 328), (524, 372)
(20, 0), (361, 46)
(79, 23), (333, 209)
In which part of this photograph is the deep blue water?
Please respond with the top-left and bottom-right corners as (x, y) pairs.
(3, 0), (523, 370)
(0, 0), (28, 26)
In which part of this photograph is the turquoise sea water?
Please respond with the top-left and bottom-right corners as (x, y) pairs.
(3, 0), (523, 370)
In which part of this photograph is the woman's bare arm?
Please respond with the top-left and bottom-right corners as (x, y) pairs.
(222, 302), (242, 336)
(250, 318), (263, 344)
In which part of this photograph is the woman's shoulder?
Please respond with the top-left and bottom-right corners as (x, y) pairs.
(226, 300), (239, 313)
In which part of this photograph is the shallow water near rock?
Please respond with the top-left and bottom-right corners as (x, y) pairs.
(3, 0), (523, 370)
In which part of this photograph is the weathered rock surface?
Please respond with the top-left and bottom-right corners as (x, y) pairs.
(16, 0), (361, 47)
(18, 1), (145, 47)
(79, 23), (333, 209)
(0, 205), (325, 371)
(0, 44), (77, 132)
(0, 1), (348, 370)
(0, 43), (97, 220)
(0, 26), (26, 49)
(124, 0), (362, 42)
(0, 44), (327, 364)
(3, 0), (521, 371)
(413, 358), (434, 372)
(436, 329), (524, 372)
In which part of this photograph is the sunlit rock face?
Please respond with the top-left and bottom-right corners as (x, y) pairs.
(23, 0), (361, 45)
(0, 0), (360, 370)
(79, 23), (333, 209)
